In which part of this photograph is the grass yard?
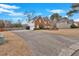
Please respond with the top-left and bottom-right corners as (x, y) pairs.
(40, 28), (79, 37)
(0, 31), (32, 56)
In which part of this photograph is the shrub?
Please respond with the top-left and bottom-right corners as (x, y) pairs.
(12, 23), (22, 28)
(39, 25), (44, 29)
(71, 24), (78, 28)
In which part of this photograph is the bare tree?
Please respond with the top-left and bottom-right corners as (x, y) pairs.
(0, 20), (5, 28)
(24, 10), (35, 22)
(50, 13), (62, 29)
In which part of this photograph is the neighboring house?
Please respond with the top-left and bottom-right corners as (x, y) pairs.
(51, 18), (58, 29)
(27, 20), (35, 30)
(56, 17), (73, 29)
(33, 16), (51, 29)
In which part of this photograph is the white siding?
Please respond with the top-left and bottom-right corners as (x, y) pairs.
(56, 23), (72, 29)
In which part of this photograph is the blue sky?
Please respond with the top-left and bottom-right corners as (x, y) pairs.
(0, 3), (79, 23)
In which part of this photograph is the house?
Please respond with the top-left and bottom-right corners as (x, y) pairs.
(33, 16), (51, 29)
(56, 17), (73, 29)
(27, 20), (35, 30)
(26, 16), (74, 30)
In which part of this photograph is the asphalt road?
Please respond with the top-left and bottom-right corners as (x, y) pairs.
(13, 30), (79, 56)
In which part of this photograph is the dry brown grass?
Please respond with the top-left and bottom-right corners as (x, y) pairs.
(0, 31), (32, 56)
(38, 29), (79, 37)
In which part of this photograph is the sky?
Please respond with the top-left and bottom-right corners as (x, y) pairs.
(0, 3), (79, 24)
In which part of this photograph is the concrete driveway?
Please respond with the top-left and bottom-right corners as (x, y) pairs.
(13, 30), (79, 56)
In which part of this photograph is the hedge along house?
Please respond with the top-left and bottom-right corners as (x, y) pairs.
(74, 22), (79, 27)
(56, 17), (74, 29)
(33, 16), (52, 29)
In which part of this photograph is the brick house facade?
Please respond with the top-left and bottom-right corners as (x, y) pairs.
(33, 16), (51, 29)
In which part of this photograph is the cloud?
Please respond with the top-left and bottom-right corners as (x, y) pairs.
(0, 4), (20, 9)
(48, 9), (65, 13)
(9, 12), (24, 16)
(0, 4), (23, 16)
(0, 8), (23, 16)
(0, 8), (13, 13)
